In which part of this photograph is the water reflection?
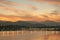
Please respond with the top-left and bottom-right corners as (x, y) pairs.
(0, 31), (60, 40)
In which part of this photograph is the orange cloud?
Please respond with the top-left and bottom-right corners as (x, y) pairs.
(0, 4), (38, 18)
(0, 15), (47, 22)
(0, 0), (37, 16)
(29, 0), (60, 5)
(0, 0), (37, 10)
(45, 14), (60, 22)
(0, 5), (60, 22)
(0, 0), (60, 22)
(0, 0), (21, 6)
(0, 14), (60, 22)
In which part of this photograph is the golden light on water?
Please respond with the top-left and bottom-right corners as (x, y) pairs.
(0, 31), (60, 40)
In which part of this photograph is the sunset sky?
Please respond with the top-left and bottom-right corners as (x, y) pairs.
(0, 0), (60, 22)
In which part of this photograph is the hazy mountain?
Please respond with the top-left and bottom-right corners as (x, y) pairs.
(42, 20), (60, 26)
(0, 21), (46, 28)
(0, 20), (60, 28)
(15, 21), (46, 28)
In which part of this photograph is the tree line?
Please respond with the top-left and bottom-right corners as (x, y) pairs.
(0, 24), (60, 31)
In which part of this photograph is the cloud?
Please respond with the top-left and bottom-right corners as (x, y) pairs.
(0, 5), (60, 22)
(50, 11), (60, 15)
(38, 14), (60, 22)
(44, 0), (60, 2)
(0, 0), (60, 22)
(0, 0), (21, 6)
(0, 14), (60, 22)
(29, 0), (60, 5)
(0, 0), (37, 10)
(0, 15), (46, 22)
(0, 0), (38, 16)
(0, 3), (39, 22)
(45, 14), (60, 22)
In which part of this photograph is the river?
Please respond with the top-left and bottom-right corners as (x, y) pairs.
(0, 31), (60, 40)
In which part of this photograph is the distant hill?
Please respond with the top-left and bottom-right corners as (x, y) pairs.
(0, 21), (46, 28)
(0, 20), (60, 28)
(42, 20), (60, 26)
(0, 20), (60, 31)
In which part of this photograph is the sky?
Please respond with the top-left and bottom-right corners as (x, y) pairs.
(0, 0), (60, 22)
